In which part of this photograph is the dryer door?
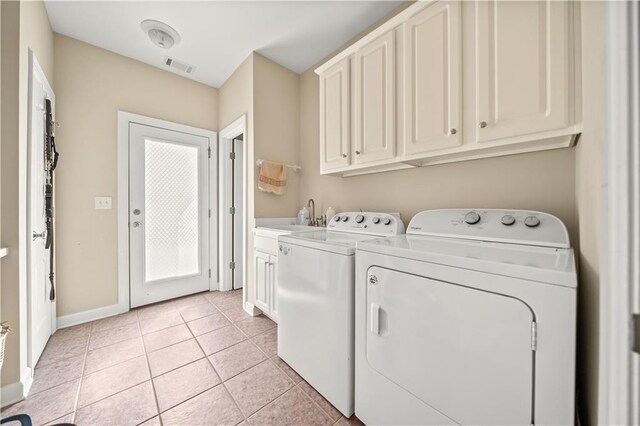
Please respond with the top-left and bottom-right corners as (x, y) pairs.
(366, 266), (534, 425)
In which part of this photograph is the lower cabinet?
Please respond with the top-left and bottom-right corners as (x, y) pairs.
(254, 249), (278, 322)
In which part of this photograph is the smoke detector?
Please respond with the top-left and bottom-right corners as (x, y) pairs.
(141, 20), (181, 49)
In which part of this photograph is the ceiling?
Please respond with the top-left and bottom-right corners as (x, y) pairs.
(45, 1), (404, 88)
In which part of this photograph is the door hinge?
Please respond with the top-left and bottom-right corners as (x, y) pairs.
(208, 209), (211, 218)
(208, 269), (212, 278)
(230, 152), (236, 160)
(208, 147), (212, 158)
(633, 314), (640, 353)
(229, 261), (235, 270)
(531, 321), (538, 351)
(230, 207), (236, 215)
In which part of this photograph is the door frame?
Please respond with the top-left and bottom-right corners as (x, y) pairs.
(26, 51), (56, 371)
(599, 1), (640, 423)
(117, 111), (218, 312)
(218, 115), (248, 300)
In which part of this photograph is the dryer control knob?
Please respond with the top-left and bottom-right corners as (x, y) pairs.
(501, 215), (516, 226)
(383, 218), (392, 226)
(372, 217), (381, 224)
(341, 216), (349, 222)
(464, 211), (481, 225)
(355, 214), (365, 223)
(524, 216), (540, 228)
(333, 216), (341, 222)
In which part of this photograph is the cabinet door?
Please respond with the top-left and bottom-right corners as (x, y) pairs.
(476, 0), (571, 142)
(404, 1), (462, 155)
(319, 57), (351, 171)
(254, 251), (270, 314)
(269, 255), (279, 321)
(354, 30), (396, 164)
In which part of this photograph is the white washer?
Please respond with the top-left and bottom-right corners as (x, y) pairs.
(355, 209), (577, 426)
(278, 212), (405, 417)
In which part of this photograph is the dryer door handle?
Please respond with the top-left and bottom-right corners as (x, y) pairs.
(370, 303), (380, 335)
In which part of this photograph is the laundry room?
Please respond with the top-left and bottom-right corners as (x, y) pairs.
(0, 0), (636, 425)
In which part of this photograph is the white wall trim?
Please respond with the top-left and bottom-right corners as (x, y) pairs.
(218, 116), (248, 305)
(599, 1), (640, 424)
(56, 303), (123, 329)
(1, 367), (33, 408)
(117, 111), (218, 313)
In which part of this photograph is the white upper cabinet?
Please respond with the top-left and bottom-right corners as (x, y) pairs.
(354, 30), (397, 164)
(319, 57), (351, 172)
(315, 0), (580, 176)
(403, 1), (462, 156)
(475, 0), (572, 142)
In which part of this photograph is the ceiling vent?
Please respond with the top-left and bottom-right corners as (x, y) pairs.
(163, 56), (196, 75)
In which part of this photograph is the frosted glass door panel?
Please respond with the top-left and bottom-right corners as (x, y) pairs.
(144, 139), (199, 281)
(129, 123), (212, 308)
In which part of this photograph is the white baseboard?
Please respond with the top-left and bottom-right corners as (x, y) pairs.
(244, 301), (258, 317)
(56, 303), (125, 329)
(1, 367), (33, 408)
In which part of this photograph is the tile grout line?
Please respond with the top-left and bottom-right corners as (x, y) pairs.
(140, 317), (164, 426)
(69, 320), (93, 424)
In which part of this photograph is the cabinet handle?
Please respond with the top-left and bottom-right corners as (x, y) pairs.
(479, 121), (487, 129)
(450, 128), (457, 135)
(355, 150), (361, 155)
(341, 153), (347, 158)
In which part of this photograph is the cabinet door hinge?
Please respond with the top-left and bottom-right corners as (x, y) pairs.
(531, 321), (538, 351)
(208, 269), (212, 278)
(230, 207), (236, 215)
(633, 314), (640, 354)
(229, 261), (235, 270)
(208, 209), (211, 218)
(230, 152), (236, 160)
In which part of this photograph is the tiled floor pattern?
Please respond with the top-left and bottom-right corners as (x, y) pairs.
(1, 290), (363, 426)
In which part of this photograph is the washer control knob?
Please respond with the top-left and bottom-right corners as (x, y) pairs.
(341, 216), (349, 222)
(501, 215), (516, 226)
(333, 216), (341, 222)
(383, 218), (392, 226)
(355, 214), (365, 224)
(524, 216), (540, 228)
(464, 211), (481, 225)
(372, 217), (381, 224)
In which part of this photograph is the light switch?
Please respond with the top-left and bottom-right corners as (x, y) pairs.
(95, 196), (112, 210)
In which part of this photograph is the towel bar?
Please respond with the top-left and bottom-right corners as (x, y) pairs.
(256, 159), (301, 172)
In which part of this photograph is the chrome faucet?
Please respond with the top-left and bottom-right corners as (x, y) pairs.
(308, 198), (316, 226)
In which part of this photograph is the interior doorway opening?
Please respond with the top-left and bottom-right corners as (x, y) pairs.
(219, 116), (247, 298)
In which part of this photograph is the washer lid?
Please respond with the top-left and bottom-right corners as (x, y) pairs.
(357, 234), (577, 288)
(280, 230), (380, 255)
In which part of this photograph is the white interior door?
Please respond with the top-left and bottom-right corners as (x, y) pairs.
(232, 137), (244, 289)
(27, 53), (55, 367)
(129, 123), (210, 307)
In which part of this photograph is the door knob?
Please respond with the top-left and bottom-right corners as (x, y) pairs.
(132, 221), (142, 228)
(450, 128), (457, 135)
(133, 209), (141, 215)
(479, 121), (488, 128)
(355, 150), (361, 155)
(341, 154), (347, 158)
(32, 231), (46, 241)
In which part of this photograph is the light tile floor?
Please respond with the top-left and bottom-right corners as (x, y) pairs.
(1, 290), (363, 426)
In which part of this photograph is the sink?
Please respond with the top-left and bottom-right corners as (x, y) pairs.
(253, 224), (319, 238)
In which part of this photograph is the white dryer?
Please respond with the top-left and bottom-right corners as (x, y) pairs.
(355, 209), (576, 426)
(278, 212), (405, 417)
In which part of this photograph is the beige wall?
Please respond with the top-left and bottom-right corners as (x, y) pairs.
(575, 1), (604, 423)
(54, 35), (219, 316)
(218, 52), (301, 303)
(1, 0), (54, 388)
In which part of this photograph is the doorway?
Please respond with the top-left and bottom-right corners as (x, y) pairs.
(27, 52), (56, 367)
(219, 116), (247, 294)
(117, 112), (217, 309)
